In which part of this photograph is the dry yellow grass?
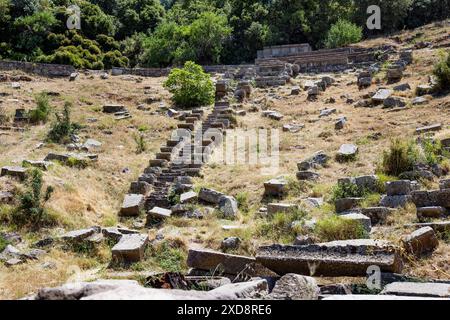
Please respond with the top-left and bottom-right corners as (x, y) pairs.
(0, 22), (449, 299)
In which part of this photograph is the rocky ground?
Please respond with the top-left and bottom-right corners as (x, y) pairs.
(0, 21), (449, 300)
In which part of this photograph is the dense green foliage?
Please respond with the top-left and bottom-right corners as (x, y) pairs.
(0, 0), (448, 67)
(325, 19), (362, 49)
(163, 61), (215, 108)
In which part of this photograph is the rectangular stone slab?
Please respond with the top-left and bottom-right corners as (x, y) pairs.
(112, 234), (148, 263)
(256, 240), (403, 277)
(381, 282), (450, 298)
(187, 249), (256, 275)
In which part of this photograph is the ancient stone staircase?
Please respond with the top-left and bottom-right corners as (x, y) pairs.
(130, 100), (234, 211)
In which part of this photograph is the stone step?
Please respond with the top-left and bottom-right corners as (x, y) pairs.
(149, 159), (168, 168)
(155, 153), (172, 161)
(187, 249), (256, 275)
(256, 240), (403, 277)
(177, 123), (195, 131)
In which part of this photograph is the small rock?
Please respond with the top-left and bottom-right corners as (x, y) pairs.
(372, 89), (392, 103)
(294, 236), (314, 246)
(218, 196), (238, 218)
(269, 274), (319, 300)
(337, 144), (358, 161)
(180, 191), (197, 204)
(335, 117), (347, 130)
(412, 96), (428, 105)
(221, 237), (241, 250)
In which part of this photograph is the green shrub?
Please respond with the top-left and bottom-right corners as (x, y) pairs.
(314, 215), (367, 242)
(163, 61), (215, 108)
(325, 19), (362, 49)
(235, 192), (250, 213)
(28, 92), (51, 124)
(134, 133), (147, 154)
(66, 157), (88, 169)
(381, 139), (419, 176)
(47, 101), (81, 144)
(331, 182), (365, 201)
(433, 50), (450, 91)
(0, 234), (8, 252)
(421, 139), (442, 166)
(150, 240), (187, 273)
(256, 208), (307, 243)
(12, 169), (55, 230)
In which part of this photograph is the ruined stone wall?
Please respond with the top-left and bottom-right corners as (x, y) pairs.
(112, 64), (256, 77)
(0, 60), (75, 77)
(257, 44), (312, 59)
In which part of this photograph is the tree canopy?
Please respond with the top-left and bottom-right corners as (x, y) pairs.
(0, 0), (448, 68)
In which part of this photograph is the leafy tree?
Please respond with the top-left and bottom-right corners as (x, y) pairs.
(0, 0), (11, 41)
(10, 0), (39, 16)
(120, 32), (145, 67)
(354, 0), (413, 34)
(325, 19), (362, 48)
(13, 10), (57, 53)
(102, 49), (129, 69)
(163, 61), (215, 108)
(406, 0), (450, 29)
(77, 0), (117, 39)
(189, 12), (232, 64)
(116, 0), (165, 38)
(140, 21), (190, 67)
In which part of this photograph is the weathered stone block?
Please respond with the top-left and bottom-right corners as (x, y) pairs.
(111, 234), (149, 263)
(386, 180), (411, 196)
(267, 203), (298, 216)
(335, 198), (363, 213)
(1, 166), (27, 180)
(198, 188), (225, 204)
(256, 240), (403, 277)
(263, 178), (287, 197)
(186, 249), (255, 275)
(402, 227), (439, 256)
(340, 213), (372, 233)
(381, 282), (450, 298)
(269, 274), (319, 300)
(380, 195), (412, 208)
